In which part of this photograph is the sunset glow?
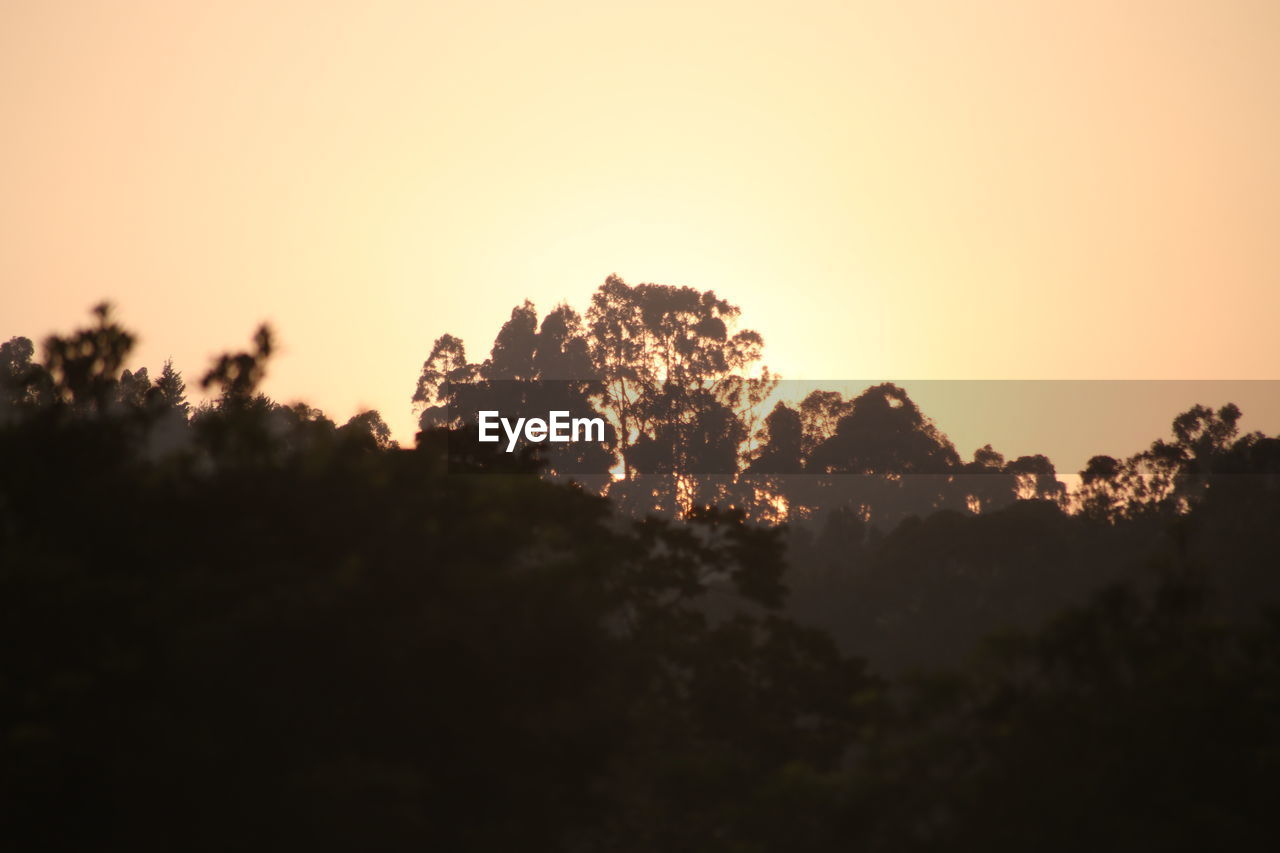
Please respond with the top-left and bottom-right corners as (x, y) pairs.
(3, 1), (1278, 449)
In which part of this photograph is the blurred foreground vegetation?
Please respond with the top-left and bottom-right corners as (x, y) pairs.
(2, 300), (1279, 851)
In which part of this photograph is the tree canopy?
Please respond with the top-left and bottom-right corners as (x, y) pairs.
(2, 297), (1279, 850)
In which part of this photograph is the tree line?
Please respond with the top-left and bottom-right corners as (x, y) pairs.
(2, 287), (1279, 849)
(415, 276), (1276, 530)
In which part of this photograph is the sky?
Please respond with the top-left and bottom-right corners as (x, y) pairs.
(2, 0), (1278, 468)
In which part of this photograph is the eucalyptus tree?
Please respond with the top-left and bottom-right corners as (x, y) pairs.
(412, 301), (615, 480)
(586, 275), (774, 514)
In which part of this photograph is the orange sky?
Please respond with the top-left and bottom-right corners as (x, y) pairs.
(2, 1), (1278, 461)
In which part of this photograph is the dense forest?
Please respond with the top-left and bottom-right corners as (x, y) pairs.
(3, 280), (1279, 850)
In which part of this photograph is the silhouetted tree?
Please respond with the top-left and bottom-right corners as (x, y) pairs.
(1077, 403), (1249, 522)
(412, 302), (615, 479)
(339, 409), (397, 451)
(0, 336), (52, 416)
(584, 276), (776, 516)
(800, 383), (964, 529)
(807, 383), (960, 476)
(798, 389), (854, 457)
(1, 307), (880, 851)
(149, 358), (189, 415)
(201, 324), (274, 405)
(3, 302), (1280, 852)
(116, 366), (150, 408)
(41, 303), (136, 413)
(748, 402), (806, 476)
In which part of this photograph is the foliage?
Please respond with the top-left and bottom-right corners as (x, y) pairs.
(3, 302), (1279, 850)
(0, 307), (870, 851)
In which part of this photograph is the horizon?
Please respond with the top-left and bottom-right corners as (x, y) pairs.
(8, 300), (1280, 478)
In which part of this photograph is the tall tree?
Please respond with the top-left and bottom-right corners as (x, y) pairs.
(412, 303), (615, 479)
(586, 276), (773, 510)
(151, 359), (189, 415)
(412, 333), (473, 432)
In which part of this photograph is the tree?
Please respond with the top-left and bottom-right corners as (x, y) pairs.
(748, 403), (805, 476)
(0, 336), (52, 415)
(0, 309), (875, 849)
(201, 324), (274, 405)
(116, 367), (151, 408)
(797, 389), (853, 458)
(586, 275), (774, 515)
(1076, 403), (1248, 522)
(150, 359), (189, 415)
(193, 325), (282, 465)
(957, 443), (1016, 514)
(803, 384), (962, 528)
(41, 303), (136, 413)
(1004, 453), (1066, 504)
(411, 277), (775, 512)
(412, 333), (473, 432)
(412, 303), (615, 479)
(339, 409), (398, 451)
(807, 384), (960, 477)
